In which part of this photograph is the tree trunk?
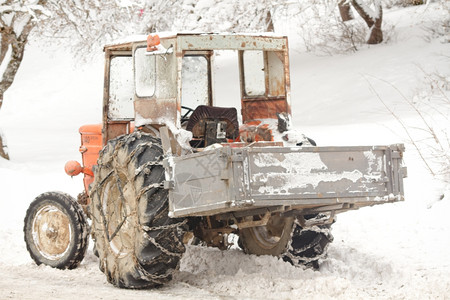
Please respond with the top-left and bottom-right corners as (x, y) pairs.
(350, 0), (383, 44)
(264, 9), (274, 32)
(338, 0), (353, 22)
(0, 19), (35, 110)
(0, 11), (37, 160)
(0, 134), (9, 160)
(368, 15), (383, 44)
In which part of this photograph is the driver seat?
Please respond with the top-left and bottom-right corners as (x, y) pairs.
(186, 105), (239, 146)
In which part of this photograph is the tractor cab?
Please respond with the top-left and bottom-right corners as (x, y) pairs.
(103, 33), (291, 150)
(66, 33), (293, 193)
(66, 33), (293, 195)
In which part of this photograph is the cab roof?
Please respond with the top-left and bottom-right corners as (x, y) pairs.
(103, 32), (288, 52)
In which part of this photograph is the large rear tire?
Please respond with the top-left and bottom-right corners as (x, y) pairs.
(23, 191), (89, 269)
(90, 132), (187, 289)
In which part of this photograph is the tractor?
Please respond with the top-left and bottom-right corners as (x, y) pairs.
(24, 33), (406, 289)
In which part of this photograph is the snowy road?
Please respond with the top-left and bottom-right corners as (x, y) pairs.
(1, 3), (449, 299)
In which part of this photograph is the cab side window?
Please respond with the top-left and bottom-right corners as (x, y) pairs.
(109, 55), (134, 120)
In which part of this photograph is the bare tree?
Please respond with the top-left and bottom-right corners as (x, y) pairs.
(0, 0), (46, 159)
(350, 0), (383, 44)
(340, 0), (383, 44)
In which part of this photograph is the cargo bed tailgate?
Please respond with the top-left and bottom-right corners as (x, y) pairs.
(165, 144), (406, 217)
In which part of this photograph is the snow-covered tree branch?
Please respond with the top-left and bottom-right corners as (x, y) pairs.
(36, 0), (145, 57)
(170, 0), (281, 33)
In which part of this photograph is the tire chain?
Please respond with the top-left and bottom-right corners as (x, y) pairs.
(91, 131), (187, 287)
(141, 219), (188, 232)
(94, 136), (162, 242)
(283, 218), (333, 265)
(142, 232), (184, 258)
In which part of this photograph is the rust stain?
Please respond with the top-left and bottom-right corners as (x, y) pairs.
(106, 122), (131, 143)
(241, 98), (288, 123)
(239, 121), (274, 142)
(134, 98), (178, 127)
(269, 79), (285, 96)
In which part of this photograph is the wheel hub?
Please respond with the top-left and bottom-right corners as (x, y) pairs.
(45, 227), (58, 240)
(251, 214), (286, 249)
(32, 205), (72, 260)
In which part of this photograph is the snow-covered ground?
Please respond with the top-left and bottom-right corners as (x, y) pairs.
(1, 4), (449, 299)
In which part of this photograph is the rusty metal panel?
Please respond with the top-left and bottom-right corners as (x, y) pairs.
(105, 122), (131, 142)
(132, 38), (179, 128)
(241, 98), (289, 121)
(237, 46), (291, 123)
(267, 51), (286, 97)
(177, 34), (288, 52)
(166, 144), (406, 217)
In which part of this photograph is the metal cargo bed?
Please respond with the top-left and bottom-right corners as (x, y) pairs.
(164, 144), (406, 218)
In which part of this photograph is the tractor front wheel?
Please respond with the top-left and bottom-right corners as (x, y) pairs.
(23, 191), (89, 269)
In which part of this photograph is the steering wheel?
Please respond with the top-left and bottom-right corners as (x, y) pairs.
(181, 105), (195, 125)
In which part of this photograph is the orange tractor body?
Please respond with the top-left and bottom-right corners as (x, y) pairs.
(64, 124), (102, 192)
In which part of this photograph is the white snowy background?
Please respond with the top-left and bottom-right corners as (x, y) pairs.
(0, 3), (449, 299)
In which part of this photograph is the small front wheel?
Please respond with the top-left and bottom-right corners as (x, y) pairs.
(23, 192), (89, 269)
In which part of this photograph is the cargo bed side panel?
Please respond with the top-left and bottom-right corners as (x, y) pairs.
(247, 147), (388, 200)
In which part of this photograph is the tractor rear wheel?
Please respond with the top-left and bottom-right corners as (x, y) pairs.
(239, 214), (333, 269)
(239, 214), (294, 256)
(23, 191), (89, 269)
(90, 132), (187, 289)
(284, 217), (334, 269)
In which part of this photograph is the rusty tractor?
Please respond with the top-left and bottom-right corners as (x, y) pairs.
(24, 33), (406, 289)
